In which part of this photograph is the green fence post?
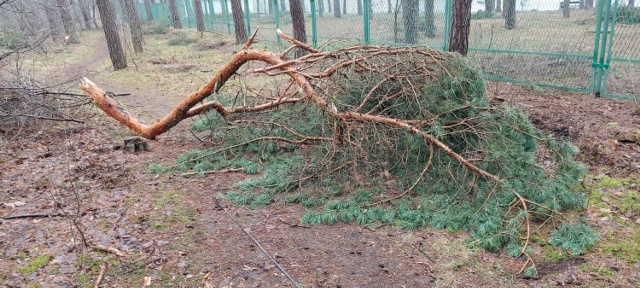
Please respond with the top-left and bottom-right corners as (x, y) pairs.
(443, 0), (453, 51)
(244, 0), (251, 34)
(207, 0), (215, 30)
(602, 0), (620, 98)
(590, 0), (604, 95)
(274, 0), (281, 45)
(594, 0), (613, 97)
(223, 0), (231, 34)
(311, 0), (317, 48)
(363, 0), (370, 44)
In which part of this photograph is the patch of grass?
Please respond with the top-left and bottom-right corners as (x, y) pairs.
(167, 32), (198, 46)
(543, 246), (570, 263)
(18, 255), (52, 275)
(578, 263), (615, 277)
(600, 232), (640, 263)
(155, 192), (178, 207)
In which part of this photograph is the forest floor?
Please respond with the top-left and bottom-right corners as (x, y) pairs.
(1, 30), (639, 288)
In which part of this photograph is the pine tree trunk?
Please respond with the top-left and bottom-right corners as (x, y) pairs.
(96, 0), (127, 70)
(449, 0), (471, 55)
(328, 0), (332, 12)
(79, 0), (93, 29)
(485, 0), (493, 14)
(425, 0), (435, 38)
(92, 1), (100, 28)
(318, 0), (324, 16)
(333, 0), (341, 17)
(357, 0), (362, 15)
(230, 0), (248, 43)
(504, 0), (516, 29)
(342, 0), (346, 15)
(194, 0), (206, 31)
(269, 0), (274, 14)
(44, 0), (62, 37)
(168, 0), (183, 28)
(563, 0), (570, 18)
(388, 0), (392, 13)
(289, 0), (306, 57)
(124, 0), (144, 53)
(144, 0), (154, 21)
(401, 0), (418, 44)
(496, 0), (501, 12)
(56, 0), (79, 43)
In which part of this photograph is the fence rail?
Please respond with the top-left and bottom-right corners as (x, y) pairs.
(136, 0), (640, 100)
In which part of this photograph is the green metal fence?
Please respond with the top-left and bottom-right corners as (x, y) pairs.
(137, 0), (640, 100)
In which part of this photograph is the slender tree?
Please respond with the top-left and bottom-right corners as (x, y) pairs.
(401, 0), (418, 44)
(504, 0), (516, 29)
(328, 0), (332, 12)
(485, 0), (494, 15)
(269, 0), (274, 14)
(56, 0), (79, 43)
(144, 0), (154, 21)
(449, 0), (471, 55)
(425, 0), (435, 38)
(194, 0), (206, 31)
(44, 0), (62, 37)
(496, 0), (501, 12)
(318, 0), (324, 16)
(78, 0), (93, 29)
(124, 0), (144, 53)
(230, 0), (248, 43)
(289, 0), (306, 57)
(388, 0), (392, 13)
(357, 0), (362, 15)
(342, 0), (346, 14)
(281, 0), (286, 11)
(96, 0), (127, 69)
(333, 0), (341, 17)
(168, 0), (183, 29)
(563, 0), (570, 17)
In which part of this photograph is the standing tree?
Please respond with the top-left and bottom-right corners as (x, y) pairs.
(319, 0), (324, 16)
(230, 0), (248, 43)
(96, 0), (127, 70)
(194, 0), (206, 32)
(485, 0), (494, 15)
(144, 0), (154, 21)
(289, 0), (306, 57)
(448, 0), (471, 55)
(168, 0), (183, 29)
(78, 0), (93, 29)
(328, 0), (332, 12)
(56, 0), (79, 43)
(425, 0), (435, 38)
(281, 0), (286, 11)
(388, 0), (392, 13)
(333, 0), (341, 17)
(563, 0), (570, 17)
(504, 0), (516, 29)
(124, 0), (144, 53)
(269, 0), (274, 14)
(43, 0), (62, 37)
(401, 0), (418, 44)
(357, 0), (363, 15)
(629, 0), (635, 7)
(496, 0), (501, 12)
(342, 0), (346, 15)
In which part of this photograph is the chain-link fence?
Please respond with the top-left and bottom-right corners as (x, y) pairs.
(137, 0), (639, 100)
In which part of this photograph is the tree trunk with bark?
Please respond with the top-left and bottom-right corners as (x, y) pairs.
(318, 0), (324, 16)
(168, 0), (183, 29)
(231, 0), (248, 43)
(357, 0), (362, 15)
(96, 0), (127, 70)
(194, 0), (206, 31)
(78, 0), (93, 29)
(401, 0), (418, 44)
(289, 0), (307, 58)
(388, 0), (392, 13)
(485, 0), (493, 14)
(281, 0), (286, 11)
(124, 0), (144, 53)
(496, 0), (501, 12)
(44, 0), (62, 37)
(504, 0), (515, 29)
(342, 0), (346, 15)
(328, 0), (332, 12)
(144, 0), (154, 21)
(424, 0), (435, 38)
(563, 0), (570, 18)
(56, 0), (79, 43)
(333, 0), (341, 17)
(448, 0), (471, 55)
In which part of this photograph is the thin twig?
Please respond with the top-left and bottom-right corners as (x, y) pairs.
(93, 262), (108, 288)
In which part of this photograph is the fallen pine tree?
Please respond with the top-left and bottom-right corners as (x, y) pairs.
(81, 30), (598, 275)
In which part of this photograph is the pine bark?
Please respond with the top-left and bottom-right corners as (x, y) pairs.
(401, 0), (418, 44)
(124, 0), (144, 53)
(231, 0), (248, 43)
(168, 0), (183, 29)
(144, 0), (154, 21)
(448, 0), (471, 55)
(44, 0), (62, 37)
(504, 0), (516, 29)
(194, 0), (206, 31)
(79, 0), (93, 29)
(424, 0), (435, 38)
(56, 0), (79, 43)
(289, 0), (307, 58)
(333, 0), (341, 17)
(96, 0), (127, 70)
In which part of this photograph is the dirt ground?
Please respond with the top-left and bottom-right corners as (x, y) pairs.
(1, 30), (639, 288)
